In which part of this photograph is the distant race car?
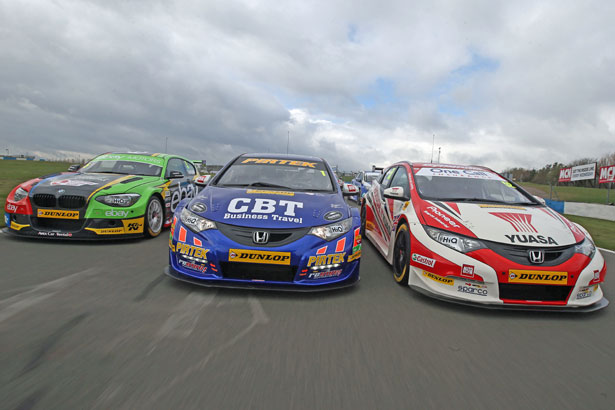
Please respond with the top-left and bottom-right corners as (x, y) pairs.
(362, 162), (608, 311)
(4, 152), (205, 239)
(351, 170), (382, 202)
(166, 153), (361, 290)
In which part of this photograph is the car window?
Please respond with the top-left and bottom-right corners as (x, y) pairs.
(166, 158), (187, 177)
(184, 161), (196, 177)
(389, 166), (410, 198)
(357, 172), (363, 181)
(380, 167), (397, 190)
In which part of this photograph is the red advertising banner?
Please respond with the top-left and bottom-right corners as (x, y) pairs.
(558, 167), (572, 182)
(599, 165), (615, 184)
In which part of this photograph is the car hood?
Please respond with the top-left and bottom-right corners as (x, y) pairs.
(30, 173), (159, 199)
(189, 187), (350, 229)
(418, 201), (585, 247)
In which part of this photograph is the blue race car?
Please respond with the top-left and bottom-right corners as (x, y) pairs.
(351, 170), (382, 202)
(165, 153), (362, 290)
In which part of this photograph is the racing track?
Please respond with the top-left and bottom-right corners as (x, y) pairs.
(1, 222), (614, 409)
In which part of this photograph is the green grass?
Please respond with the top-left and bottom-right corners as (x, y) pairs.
(565, 214), (615, 251)
(1, 161), (71, 227)
(520, 182), (614, 204)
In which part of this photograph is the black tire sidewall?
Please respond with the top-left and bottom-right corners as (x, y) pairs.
(393, 223), (410, 285)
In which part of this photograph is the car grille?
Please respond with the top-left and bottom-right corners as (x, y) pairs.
(499, 284), (572, 302)
(484, 241), (576, 266)
(58, 195), (86, 209)
(32, 218), (85, 232)
(32, 194), (56, 207)
(32, 194), (87, 209)
(217, 223), (310, 247)
(220, 262), (297, 282)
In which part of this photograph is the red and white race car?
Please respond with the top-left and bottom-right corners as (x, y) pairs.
(361, 162), (608, 311)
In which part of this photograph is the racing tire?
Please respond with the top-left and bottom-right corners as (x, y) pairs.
(360, 203), (367, 238)
(144, 196), (164, 238)
(392, 223), (410, 286)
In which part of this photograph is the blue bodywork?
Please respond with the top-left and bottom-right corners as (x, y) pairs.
(350, 170), (381, 203)
(166, 154), (361, 290)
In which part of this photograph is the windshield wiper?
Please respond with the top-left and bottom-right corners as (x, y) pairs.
(247, 182), (292, 189)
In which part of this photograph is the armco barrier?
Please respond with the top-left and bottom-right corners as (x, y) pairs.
(544, 199), (615, 221)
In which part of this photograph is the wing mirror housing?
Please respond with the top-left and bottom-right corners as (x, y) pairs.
(195, 174), (212, 186)
(383, 186), (409, 201)
(342, 183), (359, 196)
(68, 164), (81, 172)
(168, 170), (184, 179)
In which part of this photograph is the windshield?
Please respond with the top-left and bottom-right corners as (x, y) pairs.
(413, 167), (534, 204)
(364, 172), (380, 183)
(215, 157), (335, 192)
(82, 158), (162, 176)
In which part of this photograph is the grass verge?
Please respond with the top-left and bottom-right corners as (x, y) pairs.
(521, 182), (614, 205)
(565, 214), (615, 251)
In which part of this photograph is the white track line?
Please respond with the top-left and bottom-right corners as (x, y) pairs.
(0, 267), (100, 324)
(599, 247), (615, 255)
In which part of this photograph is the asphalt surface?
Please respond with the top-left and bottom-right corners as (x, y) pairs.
(0, 229), (614, 410)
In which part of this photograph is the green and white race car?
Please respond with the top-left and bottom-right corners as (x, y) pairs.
(4, 152), (209, 239)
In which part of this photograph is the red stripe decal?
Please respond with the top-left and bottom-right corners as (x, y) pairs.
(179, 226), (187, 242)
(193, 237), (202, 246)
(316, 246), (327, 255)
(335, 237), (346, 252)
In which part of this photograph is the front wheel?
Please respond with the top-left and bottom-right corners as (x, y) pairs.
(392, 223), (410, 285)
(144, 196), (164, 238)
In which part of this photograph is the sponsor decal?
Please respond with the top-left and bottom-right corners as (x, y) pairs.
(402, 201), (410, 211)
(307, 252), (346, 267)
(415, 167), (503, 180)
(479, 204), (527, 210)
(508, 270), (567, 285)
(576, 286), (593, 300)
(422, 271), (454, 286)
(490, 212), (537, 233)
(6, 203), (17, 212)
(241, 158), (317, 168)
(178, 259), (208, 273)
(176, 243), (209, 261)
(365, 220), (375, 231)
(50, 179), (98, 187)
(457, 285), (488, 296)
(88, 227), (125, 235)
(170, 183), (195, 213)
(598, 165), (615, 184)
(122, 217), (144, 233)
(36, 231), (73, 237)
(308, 269), (342, 279)
(229, 249), (291, 265)
(411, 253), (436, 268)
(37, 209), (79, 219)
(352, 227), (361, 253)
(105, 209), (130, 218)
(4, 213), (9, 226)
(461, 264), (474, 277)
(347, 250), (361, 262)
(504, 234), (558, 245)
(424, 206), (461, 229)
(95, 153), (165, 166)
(246, 189), (295, 196)
(225, 198), (304, 223)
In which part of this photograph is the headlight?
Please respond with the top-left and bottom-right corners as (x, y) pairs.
(95, 193), (141, 207)
(13, 187), (28, 202)
(180, 208), (216, 232)
(309, 217), (353, 241)
(424, 226), (486, 253)
(574, 237), (596, 259)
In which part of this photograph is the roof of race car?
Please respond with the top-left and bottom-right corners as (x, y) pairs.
(407, 162), (493, 172)
(238, 153), (326, 162)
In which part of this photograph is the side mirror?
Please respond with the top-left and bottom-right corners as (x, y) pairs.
(534, 195), (546, 206)
(68, 164), (81, 172)
(168, 170), (184, 179)
(383, 186), (409, 201)
(342, 183), (359, 196)
(195, 174), (212, 186)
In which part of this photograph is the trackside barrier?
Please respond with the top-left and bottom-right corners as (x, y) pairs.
(545, 199), (615, 222)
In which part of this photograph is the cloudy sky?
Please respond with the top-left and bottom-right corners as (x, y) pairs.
(1, 0), (614, 171)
